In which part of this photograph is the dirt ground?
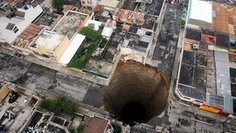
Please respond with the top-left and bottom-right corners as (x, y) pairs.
(103, 61), (169, 123)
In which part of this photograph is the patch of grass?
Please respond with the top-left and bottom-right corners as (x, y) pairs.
(112, 124), (122, 133)
(67, 27), (103, 69)
(39, 96), (78, 116)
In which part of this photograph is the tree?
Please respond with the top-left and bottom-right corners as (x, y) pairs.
(80, 27), (102, 41)
(179, 19), (186, 29)
(113, 124), (122, 133)
(77, 124), (85, 133)
(70, 124), (85, 133)
(52, 0), (64, 11)
(39, 96), (78, 116)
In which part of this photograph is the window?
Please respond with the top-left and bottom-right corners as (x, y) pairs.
(5, 23), (15, 30)
(13, 26), (19, 33)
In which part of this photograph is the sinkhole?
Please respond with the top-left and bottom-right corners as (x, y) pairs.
(103, 61), (169, 125)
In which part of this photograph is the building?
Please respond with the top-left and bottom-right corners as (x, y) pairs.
(0, 84), (40, 132)
(114, 8), (145, 26)
(211, 2), (236, 56)
(120, 25), (152, 63)
(0, 4), (43, 44)
(98, 0), (121, 11)
(212, 2), (236, 40)
(12, 24), (43, 55)
(83, 116), (110, 133)
(0, 83), (72, 133)
(176, 0), (236, 118)
(29, 30), (67, 59)
(25, 10), (89, 61)
(81, 0), (99, 10)
(58, 34), (86, 66)
(186, 0), (212, 28)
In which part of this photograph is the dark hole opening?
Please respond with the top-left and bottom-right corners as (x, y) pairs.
(120, 101), (146, 126)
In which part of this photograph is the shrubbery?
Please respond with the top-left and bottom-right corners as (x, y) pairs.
(70, 124), (85, 133)
(80, 27), (102, 41)
(40, 96), (78, 116)
(52, 0), (64, 11)
(99, 38), (107, 48)
(67, 27), (103, 69)
(179, 19), (186, 29)
(113, 124), (122, 133)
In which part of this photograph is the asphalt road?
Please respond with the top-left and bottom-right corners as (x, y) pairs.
(0, 52), (103, 107)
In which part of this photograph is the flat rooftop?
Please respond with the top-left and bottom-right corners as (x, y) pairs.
(143, 14), (158, 30)
(0, 85), (38, 132)
(122, 27), (151, 52)
(24, 111), (69, 133)
(214, 51), (231, 97)
(84, 29), (121, 78)
(122, 0), (137, 10)
(83, 117), (108, 133)
(122, 0), (163, 16)
(120, 0), (162, 31)
(137, 0), (164, 16)
(58, 34), (86, 65)
(34, 12), (61, 28)
(52, 11), (88, 39)
(187, 28), (230, 48)
(33, 31), (64, 51)
(177, 29), (235, 113)
(178, 43), (212, 101)
(189, 0), (212, 24)
(98, 0), (120, 9)
(185, 28), (202, 41)
(204, 0), (236, 5)
(0, 5), (43, 44)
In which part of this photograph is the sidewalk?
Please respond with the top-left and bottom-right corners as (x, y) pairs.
(25, 56), (110, 86)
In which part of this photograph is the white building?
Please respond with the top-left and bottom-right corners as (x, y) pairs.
(187, 0), (212, 28)
(84, 20), (102, 31)
(0, 5), (43, 44)
(98, 0), (121, 11)
(58, 34), (86, 65)
(81, 0), (99, 10)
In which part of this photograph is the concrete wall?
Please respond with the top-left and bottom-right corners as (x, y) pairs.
(54, 36), (70, 60)
(188, 19), (211, 29)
